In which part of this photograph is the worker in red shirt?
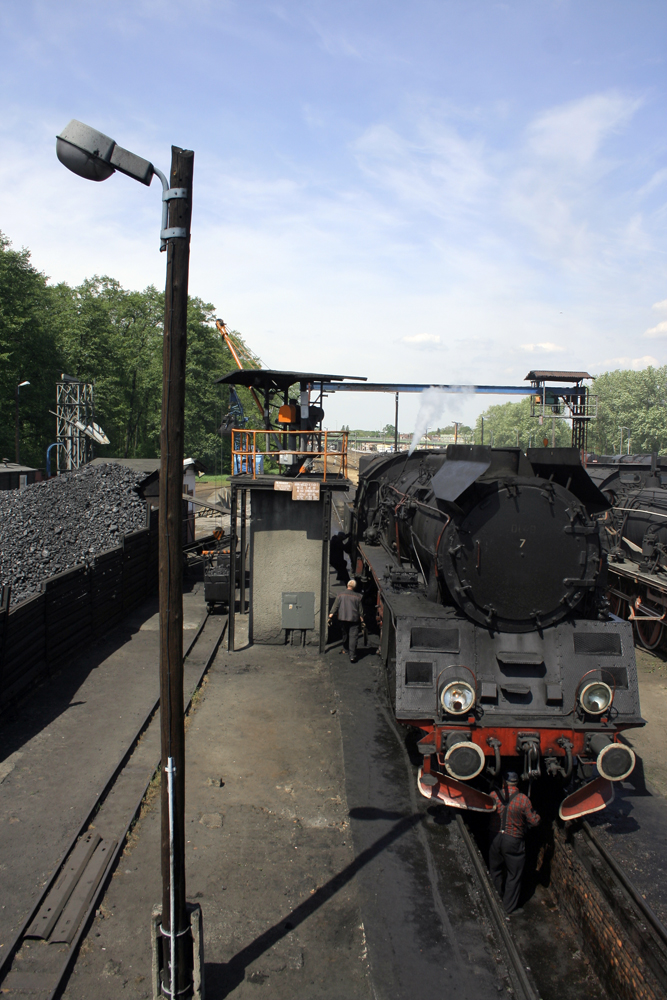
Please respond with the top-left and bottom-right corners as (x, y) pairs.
(489, 772), (540, 916)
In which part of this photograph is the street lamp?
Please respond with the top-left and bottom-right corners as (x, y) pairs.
(56, 120), (186, 250)
(15, 380), (30, 464)
(56, 120), (197, 1000)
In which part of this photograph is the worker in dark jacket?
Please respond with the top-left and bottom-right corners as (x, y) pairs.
(489, 772), (540, 915)
(329, 531), (350, 583)
(328, 579), (364, 662)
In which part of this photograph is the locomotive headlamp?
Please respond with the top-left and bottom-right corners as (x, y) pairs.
(440, 680), (475, 715)
(579, 681), (613, 715)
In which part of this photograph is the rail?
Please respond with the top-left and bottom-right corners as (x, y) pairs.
(455, 815), (540, 1000)
(231, 428), (348, 481)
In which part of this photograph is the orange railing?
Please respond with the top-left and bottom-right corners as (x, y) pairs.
(231, 429), (348, 481)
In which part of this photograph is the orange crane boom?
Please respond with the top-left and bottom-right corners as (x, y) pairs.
(215, 318), (264, 419)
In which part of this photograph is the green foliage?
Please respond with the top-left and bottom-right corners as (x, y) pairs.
(590, 368), (667, 455)
(0, 231), (260, 474)
(436, 423), (473, 439)
(49, 276), (164, 459)
(474, 397), (571, 448)
(0, 233), (59, 466)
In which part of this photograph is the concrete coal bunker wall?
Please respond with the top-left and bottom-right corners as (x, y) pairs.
(249, 490), (326, 645)
(0, 465), (159, 710)
(549, 824), (666, 1000)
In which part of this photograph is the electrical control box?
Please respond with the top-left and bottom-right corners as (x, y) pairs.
(281, 591), (315, 630)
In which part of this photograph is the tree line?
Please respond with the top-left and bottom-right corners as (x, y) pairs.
(2, 231), (666, 469)
(0, 232), (259, 474)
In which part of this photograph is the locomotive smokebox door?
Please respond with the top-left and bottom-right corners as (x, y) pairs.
(282, 592), (315, 630)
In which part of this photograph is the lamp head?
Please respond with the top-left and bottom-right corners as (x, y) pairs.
(19, 381), (30, 387)
(56, 120), (154, 186)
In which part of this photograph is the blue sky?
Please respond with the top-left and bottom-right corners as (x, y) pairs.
(1, 0), (666, 431)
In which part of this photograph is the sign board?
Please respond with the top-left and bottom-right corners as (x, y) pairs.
(292, 481), (320, 501)
(273, 481), (293, 491)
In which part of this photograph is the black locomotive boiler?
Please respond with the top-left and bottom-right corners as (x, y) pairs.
(350, 445), (644, 819)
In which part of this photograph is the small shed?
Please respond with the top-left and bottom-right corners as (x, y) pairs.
(0, 462), (42, 491)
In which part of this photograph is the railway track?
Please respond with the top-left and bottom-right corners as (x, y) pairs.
(454, 814), (541, 1000)
(373, 693), (543, 999)
(457, 809), (667, 1000)
(0, 610), (226, 1000)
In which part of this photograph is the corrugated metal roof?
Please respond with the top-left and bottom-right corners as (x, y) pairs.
(215, 369), (365, 390)
(0, 462), (39, 473)
(525, 370), (592, 382)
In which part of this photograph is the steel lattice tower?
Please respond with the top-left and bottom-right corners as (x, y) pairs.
(56, 379), (94, 472)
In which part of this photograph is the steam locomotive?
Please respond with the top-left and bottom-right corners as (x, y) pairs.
(587, 454), (667, 650)
(349, 445), (644, 820)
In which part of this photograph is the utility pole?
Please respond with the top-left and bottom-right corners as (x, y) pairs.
(618, 425), (630, 456)
(480, 417), (484, 445)
(394, 391), (399, 452)
(454, 421), (460, 445)
(158, 146), (194, 1000)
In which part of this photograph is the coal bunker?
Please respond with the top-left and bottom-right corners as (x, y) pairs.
(0, 463), (150, 607)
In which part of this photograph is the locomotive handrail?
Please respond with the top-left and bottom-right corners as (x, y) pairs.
(614, 506), (667, 518)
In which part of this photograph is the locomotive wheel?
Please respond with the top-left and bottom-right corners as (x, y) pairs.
(609, 592), (626, 618)
(635, 617), (664, 650)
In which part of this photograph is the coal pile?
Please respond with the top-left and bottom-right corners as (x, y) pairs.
(0, 464), (149, 607)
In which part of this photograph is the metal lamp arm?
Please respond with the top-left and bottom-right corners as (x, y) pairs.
(153, 165), (188, 251)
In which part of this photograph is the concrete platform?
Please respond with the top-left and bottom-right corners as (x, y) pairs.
(60, 605), (505, 1000)
(0, 579), (205, 955)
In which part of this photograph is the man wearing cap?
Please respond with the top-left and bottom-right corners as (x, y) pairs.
(489, 772), (540, 915)
(328, 579), (364, 662)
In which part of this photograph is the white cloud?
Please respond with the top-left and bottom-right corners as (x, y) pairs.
(525, 92), (641, 167)
(638, 169), (667, 199)
(402, 333), (441, 344)
(645, 321), (667, 338)
(353, 119), (490, 220)
(652, 299), (667, 312)
(521, 342), (565, 352)
(593, 355), (660, 371)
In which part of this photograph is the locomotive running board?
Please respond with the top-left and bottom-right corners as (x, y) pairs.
(559, 777), (615, 821)
(417, 767), (496, 813)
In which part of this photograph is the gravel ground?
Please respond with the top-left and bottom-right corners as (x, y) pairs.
(0, 464), (149, 607)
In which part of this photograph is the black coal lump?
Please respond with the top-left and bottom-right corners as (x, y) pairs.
(0, 464), (150, 607)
